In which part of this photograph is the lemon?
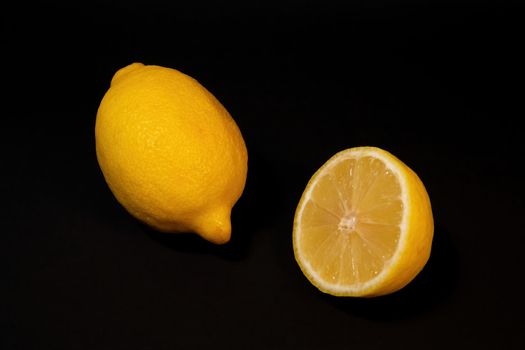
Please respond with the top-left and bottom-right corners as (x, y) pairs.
(95, 63), (248, 244)
(293, 147), (433, 296)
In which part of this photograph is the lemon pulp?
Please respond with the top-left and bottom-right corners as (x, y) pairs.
(293, 147), (433, 296)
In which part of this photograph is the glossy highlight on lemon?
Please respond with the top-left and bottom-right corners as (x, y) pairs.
(293, 147), (433, 297)
(95, 63), (248, 244)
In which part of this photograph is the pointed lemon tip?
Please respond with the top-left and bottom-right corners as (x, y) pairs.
(193, 208), (232, 245)
(111, 62), (145, 86)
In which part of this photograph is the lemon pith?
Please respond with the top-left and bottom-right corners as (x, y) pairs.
(293, 147), (433, 297)
(95, 63), (248, 244)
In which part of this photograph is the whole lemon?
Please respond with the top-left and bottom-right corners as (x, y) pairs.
(95, 63), (248, 244)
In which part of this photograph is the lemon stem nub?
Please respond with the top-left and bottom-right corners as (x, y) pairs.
(111, 62), (145, 86)
(193, 208), (232, 244)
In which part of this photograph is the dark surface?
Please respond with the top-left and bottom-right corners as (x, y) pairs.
(2, 1), (525, 349)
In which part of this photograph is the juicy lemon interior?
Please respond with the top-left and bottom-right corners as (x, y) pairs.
(297, 156), (404, 286)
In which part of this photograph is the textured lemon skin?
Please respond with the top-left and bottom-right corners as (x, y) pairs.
(95, 63), (247, 244)
(293, 147), (434, 297)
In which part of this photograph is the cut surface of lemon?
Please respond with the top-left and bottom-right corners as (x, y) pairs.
(293, 147), (433, 297)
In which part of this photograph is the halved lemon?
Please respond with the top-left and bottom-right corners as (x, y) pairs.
(293, 147), (433, 297)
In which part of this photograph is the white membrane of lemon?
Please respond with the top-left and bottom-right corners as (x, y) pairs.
(295, 149), (409, 294)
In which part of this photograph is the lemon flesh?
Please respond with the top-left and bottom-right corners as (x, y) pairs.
(95, 63), (248, 244)
(293, 147), (433, 296)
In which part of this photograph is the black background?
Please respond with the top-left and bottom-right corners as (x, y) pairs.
(2, 0), (525, 349)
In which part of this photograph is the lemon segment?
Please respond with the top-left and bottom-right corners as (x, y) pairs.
(293, 147), (433, 296)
